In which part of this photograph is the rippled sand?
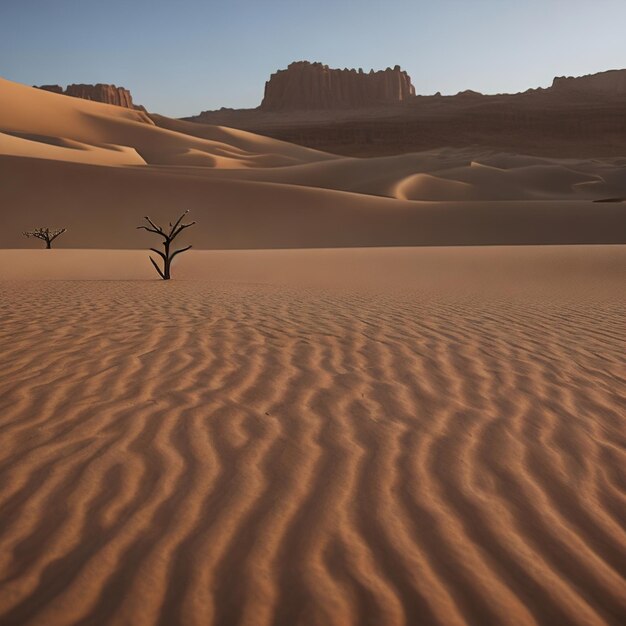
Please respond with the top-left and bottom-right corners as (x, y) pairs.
(0, 247), (625, 626)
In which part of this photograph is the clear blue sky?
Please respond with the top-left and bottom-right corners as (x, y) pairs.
(1, 0), (625, 117)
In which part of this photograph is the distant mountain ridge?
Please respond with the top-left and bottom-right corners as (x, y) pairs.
(186, 65), (626, 157)
(196, 65), (626, 115)
(550, 69), (626, 94)
(33, 66), (626, 114)
(30, 65), (626, 157)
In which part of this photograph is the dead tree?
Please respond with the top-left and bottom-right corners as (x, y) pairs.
(23, 227), (67, 249)
(137, 211), (196, 280)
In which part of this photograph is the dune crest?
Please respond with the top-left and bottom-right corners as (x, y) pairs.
(0, 78), (625, 249)
(0, 70), (625, 625)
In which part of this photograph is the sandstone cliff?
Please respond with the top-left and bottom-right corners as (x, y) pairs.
(551, 69), (626, 95)
(260, 61), (415, 111)
(36, 83), (137, 108)
(37, 84), (64, 94)
(188, 65), (626, 157)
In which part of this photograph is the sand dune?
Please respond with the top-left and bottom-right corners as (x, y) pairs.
(0, 131), (146, 166)
(0, 246), (625, 626)
(156, 151), (609, 202)
(1, 76), (625, 625)
(1, 77), (625, 250)
(0, 78), (332, 169)
(2, 154), (625, 249)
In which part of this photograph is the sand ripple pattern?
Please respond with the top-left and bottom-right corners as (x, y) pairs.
(0, 281), (624, 626)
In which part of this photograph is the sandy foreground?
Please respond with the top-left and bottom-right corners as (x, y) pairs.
(0, 246), (624, 626)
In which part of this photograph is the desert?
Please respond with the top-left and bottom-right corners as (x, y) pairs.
(1, 13), (625, 624)
(1, 245), (625, 626)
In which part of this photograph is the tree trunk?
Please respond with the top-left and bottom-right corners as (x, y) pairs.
(164, 241), (171, 279)
(45, 240), (51, 249)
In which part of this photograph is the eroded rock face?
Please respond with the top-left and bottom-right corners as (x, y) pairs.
(65, 84), (134, 107)
(187, 65), (626, 158)
(260, 61), (416, 110)
(37, 84), (64, 94)
(551, 69), (626, 95)
(36, 83), (136, 108)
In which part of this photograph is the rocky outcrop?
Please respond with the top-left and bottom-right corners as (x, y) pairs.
(188, 93), (626, 159)
(37, 84), (64, 94)
(35, 83), (137, 108)
(455, 89), (483, 98)
(260, 61), (415, 111)
(187, 65), (626, 157)
(65, 84), (135, 108)
(550, 69), (626, 95)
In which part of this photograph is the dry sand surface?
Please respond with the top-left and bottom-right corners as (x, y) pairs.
(1, 246), (625, 626)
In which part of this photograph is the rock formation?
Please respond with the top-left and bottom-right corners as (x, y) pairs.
(187, 65), (626, 157)
(260, 61), (415, 111)
(37, 84), (63, 94)
(455, 89), (483, 98)
(550, 69), (626, 95)
(35, 83), (137, 108)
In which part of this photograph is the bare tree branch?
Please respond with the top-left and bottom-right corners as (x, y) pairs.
(168, 210), (190, 238)
(23, 226), (67, 248)
(137, 225), (161, 235)
(170, 244), (192, 260)
(172, 221), (197, 239)
(149, 256), (166, 279)
(137, 211), (195, 280)
(49, 228), (67, 243)
(144, 216), (165, 235)
(149, 247), (167, 261)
